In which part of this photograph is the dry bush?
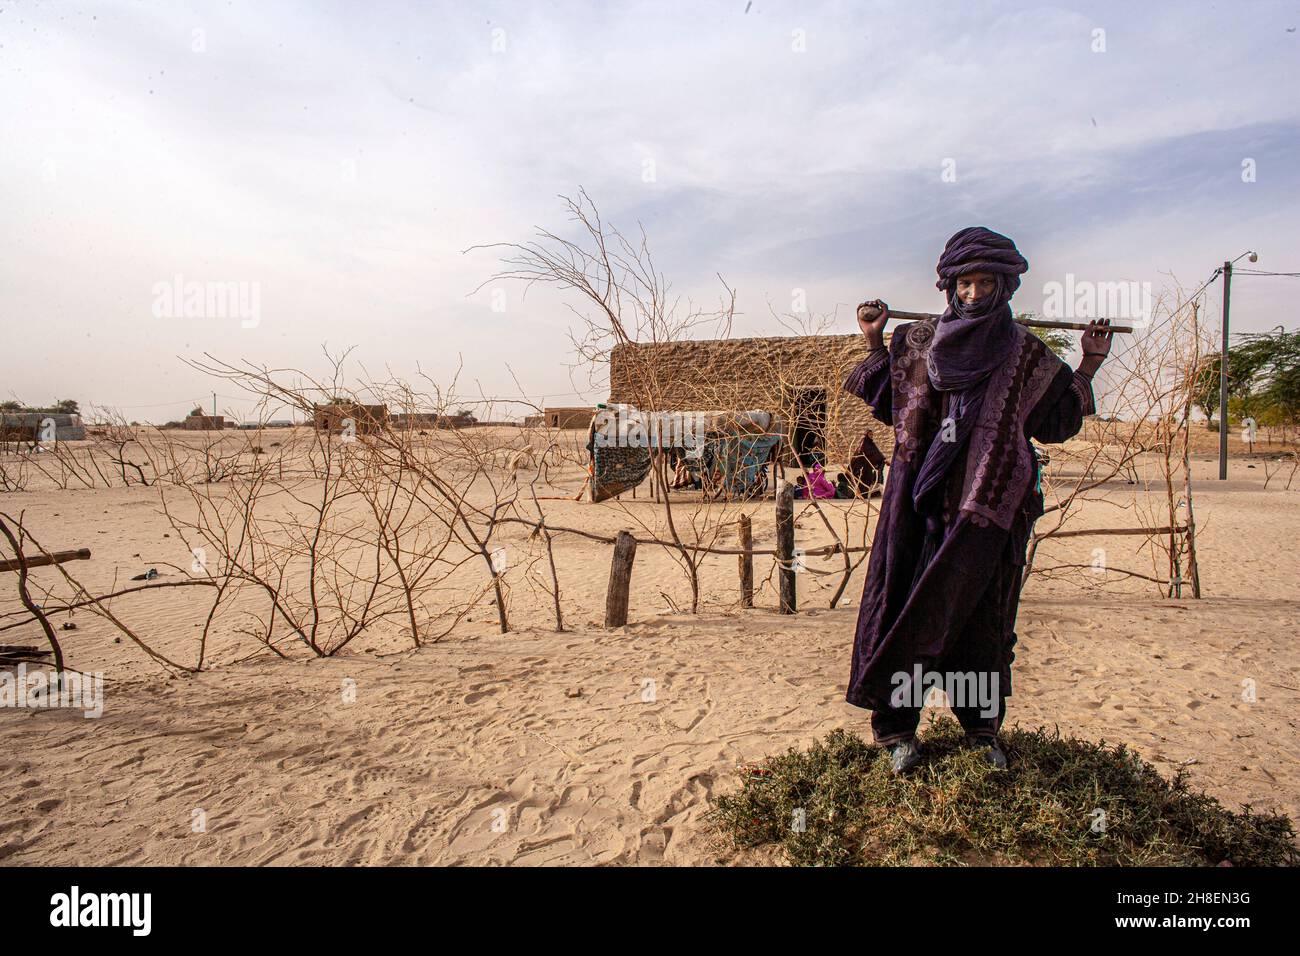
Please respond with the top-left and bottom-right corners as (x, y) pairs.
(1027, 286), (1207, 596)
(476, 189), (740, 612)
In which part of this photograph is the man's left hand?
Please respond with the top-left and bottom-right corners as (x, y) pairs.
(1081, 318), (1113, 360)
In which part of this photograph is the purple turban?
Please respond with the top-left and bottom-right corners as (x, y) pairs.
(934, 226), (1029, 297)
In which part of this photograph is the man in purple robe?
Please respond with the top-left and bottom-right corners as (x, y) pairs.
(844, 227), (1113, 772)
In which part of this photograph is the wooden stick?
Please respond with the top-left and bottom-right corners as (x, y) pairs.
(604, 530), (637, 628)
(738, 513), (754, 608)
(0, 519), (65, 675)
(776, 484), (796, 614)
(860, 304), (1134, 335)
(1036, 525), (1186, 539)
(497, 514), (1184, 557)
(0, 547), (91, 573)
(494, 515), (865, 556)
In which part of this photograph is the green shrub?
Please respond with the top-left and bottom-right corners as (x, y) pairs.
(709, 717), (1299, 866)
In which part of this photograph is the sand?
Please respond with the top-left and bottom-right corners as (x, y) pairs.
(1, 429), (1297, 865)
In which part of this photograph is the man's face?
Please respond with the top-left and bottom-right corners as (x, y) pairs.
(955, 272), (997, 305)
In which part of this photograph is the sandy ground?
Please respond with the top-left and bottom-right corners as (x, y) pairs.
(1, 430), (1298, 865)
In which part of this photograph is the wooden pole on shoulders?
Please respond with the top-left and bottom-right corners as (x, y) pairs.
(858, 303), (1134, 334)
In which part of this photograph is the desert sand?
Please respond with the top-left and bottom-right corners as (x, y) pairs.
(1, 428), (1297, 865)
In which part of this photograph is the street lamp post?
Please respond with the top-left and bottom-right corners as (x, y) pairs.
(1219, 260), (1231, 481)
(1217, 251), (1258, 481)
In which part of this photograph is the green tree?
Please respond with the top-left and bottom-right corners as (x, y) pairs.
(1194, 349), (1266, 430)
(1196, 328), (1300, 432)
(1021, 313), (1073, 358)
(1237, 328), (1300, 432)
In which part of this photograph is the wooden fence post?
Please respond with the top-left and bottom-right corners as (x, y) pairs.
(1182, 446), (1201, 598)
(605, 530), (638, 628)
(738, 513), (754, 608)
(776, 483), (796, 613)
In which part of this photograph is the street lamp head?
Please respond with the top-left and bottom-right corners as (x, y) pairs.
(1248, 252), (1258, 263)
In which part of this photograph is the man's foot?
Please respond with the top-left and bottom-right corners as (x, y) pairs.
(966, 735), (1008, 769)
(888, 738), (922, 774)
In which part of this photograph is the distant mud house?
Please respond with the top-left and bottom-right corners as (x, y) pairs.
(544, 407), (596, 429)
(180, 413), (227, 430)
(523, 407), (596, 429)
(313, 403), (390, 435)
(608, 334), (893, 463)
(0, 412), (86, 442)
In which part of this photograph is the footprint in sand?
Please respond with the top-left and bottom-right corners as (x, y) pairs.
(400, 808), (441, 854)
(464, 681), (507, 704)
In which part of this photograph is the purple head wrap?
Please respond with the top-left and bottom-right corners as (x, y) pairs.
(934, 226), (1029, 297)
(927, 226), (1029, 392)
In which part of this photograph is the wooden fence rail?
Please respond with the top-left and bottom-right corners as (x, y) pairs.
(0, 547), (91, 573)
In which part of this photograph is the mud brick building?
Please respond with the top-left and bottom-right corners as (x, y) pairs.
(543, 406), (596, 429)
(0, 412), (87, 441)
(607, 333), (892, 464)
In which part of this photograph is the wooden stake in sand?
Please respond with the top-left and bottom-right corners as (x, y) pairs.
(604, 530), (637, 628)
(776, 483), (796, 614)
(738, 513), (754, 608)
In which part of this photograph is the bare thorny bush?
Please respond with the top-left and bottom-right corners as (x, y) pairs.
(475, 188), (742, 613)
(1026, 288), (1208, 596)
(0, 508), (218, 675)
(0, 409), (271, 492)
(0, 369), (567, 672)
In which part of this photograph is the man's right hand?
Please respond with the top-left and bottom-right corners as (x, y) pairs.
(856, 299), (889, 349)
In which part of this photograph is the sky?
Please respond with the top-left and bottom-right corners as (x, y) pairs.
(1, 0), (1297, 422)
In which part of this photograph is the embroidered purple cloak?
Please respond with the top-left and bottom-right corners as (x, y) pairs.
(843, 318), (1095, 713)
